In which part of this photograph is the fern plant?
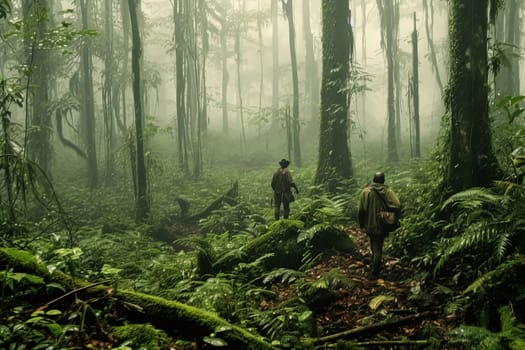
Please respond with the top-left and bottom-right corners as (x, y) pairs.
(449, 305), (525, 350)
(434, 185), (525, 276)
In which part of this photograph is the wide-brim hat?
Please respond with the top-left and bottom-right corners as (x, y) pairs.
(279, 158), (290, 167)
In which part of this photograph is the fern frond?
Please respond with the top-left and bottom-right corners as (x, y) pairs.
(463, 255), (525, 294)
(262, 268), (305, 285)
(441, 188), (501, 213)
(434, 222), (502, 274)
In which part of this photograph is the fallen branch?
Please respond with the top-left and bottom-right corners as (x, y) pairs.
(315, 339), (430, 349)
(0, 248), (273, 350)
(185, 181), (239, 222)
(41, 279), (111, 308)
(314, 311), (434, 344)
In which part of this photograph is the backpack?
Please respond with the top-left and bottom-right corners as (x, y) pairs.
(371, 187), (400, 232)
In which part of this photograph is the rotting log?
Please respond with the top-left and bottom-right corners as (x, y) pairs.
(0, 248), (274, 350)
(313, 311), (434, 344)
(185, 181), (239, 222)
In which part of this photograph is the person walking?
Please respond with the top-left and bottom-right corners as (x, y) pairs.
(271, 159), (299, 220)
(358, 172), (401, 278)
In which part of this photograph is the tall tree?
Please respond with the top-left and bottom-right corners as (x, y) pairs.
(302, 0), (318, 123)
(234, 0), (246, 147)
(410, 12), (420, 158)
(270, 0), (279, 131)
(315, 0), (353, 191)
(128, 0), (150, 221)
(442, 0), (501, 194)
(377, 0), (399, 162)
(282, 0), (301, 167)
(23, 0), (53, 175)
(494, 0), (520, 97)
(102, 0), (115, 184)
(174, 0), (189, 173)
(219, 1), (229, 134)
(423, 0), (443, 92)
(79, 0), (98, 188)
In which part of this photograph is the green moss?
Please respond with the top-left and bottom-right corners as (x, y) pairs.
(0, 248), (275, 350)
(244, 220), (305, 269)
(112, 324), (171, 350)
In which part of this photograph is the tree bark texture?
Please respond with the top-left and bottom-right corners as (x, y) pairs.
(24, 0), (53, 176)
(315, 0), (353, 191)
(444, 0), (501, 193)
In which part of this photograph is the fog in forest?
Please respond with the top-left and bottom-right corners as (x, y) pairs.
(139, 0), (449, 159)
(1, 0), (451, 177)
(2, 0), (525, 348)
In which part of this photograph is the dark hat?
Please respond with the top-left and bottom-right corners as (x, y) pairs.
(373, 172), (385, 184)
(279, 158), (290, 168)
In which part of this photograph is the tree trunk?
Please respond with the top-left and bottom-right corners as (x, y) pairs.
(174, 0), (189, 173)
(24, 0), (53, 177)
(423, 0), (443, 92)
(443, 0), (501, 194)
(79, 0), (98, 188)
(378, 0), (399, 162)
(411, 12), (420, 158)
(303, 0), (318, 123)
(494, 0), (520, 97)
(315, 0), (353, 192)
(103, 0), (115, 184)
(283, 0), (301, 167)
(271, 0), (279, 131)
(120, 0), (131, 133)
(235, 18), (246, 148)
(129, 0), (150, 221)
(220, 17), (229, 134)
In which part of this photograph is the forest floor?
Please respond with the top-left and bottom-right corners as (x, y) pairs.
(268, 228), (456, 347)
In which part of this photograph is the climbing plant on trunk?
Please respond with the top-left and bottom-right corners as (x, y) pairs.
(442, 0), (502, 195)
(23, 0), (53, 176)
(315, 0), (353, 192)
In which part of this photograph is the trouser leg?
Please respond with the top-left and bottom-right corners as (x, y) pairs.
(274, 193), (282, 220)
(369, 233), (385, 274)
(283, 199), (290, 218)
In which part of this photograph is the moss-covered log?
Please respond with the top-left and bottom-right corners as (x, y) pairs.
(213, 220), (357, 273)
(0, 248), (274, 350)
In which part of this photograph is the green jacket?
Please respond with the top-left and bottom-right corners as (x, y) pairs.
(358, 182), (401, 235)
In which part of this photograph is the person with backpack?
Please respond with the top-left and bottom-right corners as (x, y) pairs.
(358, 172), (401, 279)
(271, 159), (299, 220)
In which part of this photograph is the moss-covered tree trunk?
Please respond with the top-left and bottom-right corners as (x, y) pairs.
(443, 0), (501, 194)
(24, 0), (53, 176)
(315, 0), (353, 192)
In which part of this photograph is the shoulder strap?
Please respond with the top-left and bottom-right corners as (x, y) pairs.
(370, 187), (389, 209)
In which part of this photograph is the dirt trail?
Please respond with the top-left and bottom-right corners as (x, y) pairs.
(305, 228), (450, 344)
